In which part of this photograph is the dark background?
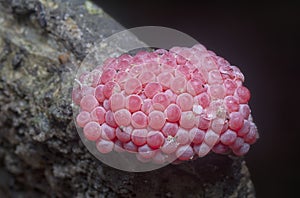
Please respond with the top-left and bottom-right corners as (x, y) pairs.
(96, 1), (299, 197)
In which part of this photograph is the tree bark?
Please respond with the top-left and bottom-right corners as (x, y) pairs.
(0, 0), (255, 197)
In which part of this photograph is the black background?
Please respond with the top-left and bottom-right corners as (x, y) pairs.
(96, 1), (299, 197)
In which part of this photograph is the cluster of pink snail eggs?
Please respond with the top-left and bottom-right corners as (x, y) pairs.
(72, 44), (258, 164)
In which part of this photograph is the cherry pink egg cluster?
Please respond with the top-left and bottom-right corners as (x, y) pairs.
(72, 44), (258, 163)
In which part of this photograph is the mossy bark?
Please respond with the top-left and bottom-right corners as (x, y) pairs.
(0, 1), (255, 197)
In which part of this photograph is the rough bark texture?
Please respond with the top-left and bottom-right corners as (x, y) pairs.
(0, 0), (255, 197)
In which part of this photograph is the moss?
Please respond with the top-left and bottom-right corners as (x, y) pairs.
(85, 0), (104, 15)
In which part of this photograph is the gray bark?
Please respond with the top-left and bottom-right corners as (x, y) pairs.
(0, 0), (255, 197)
